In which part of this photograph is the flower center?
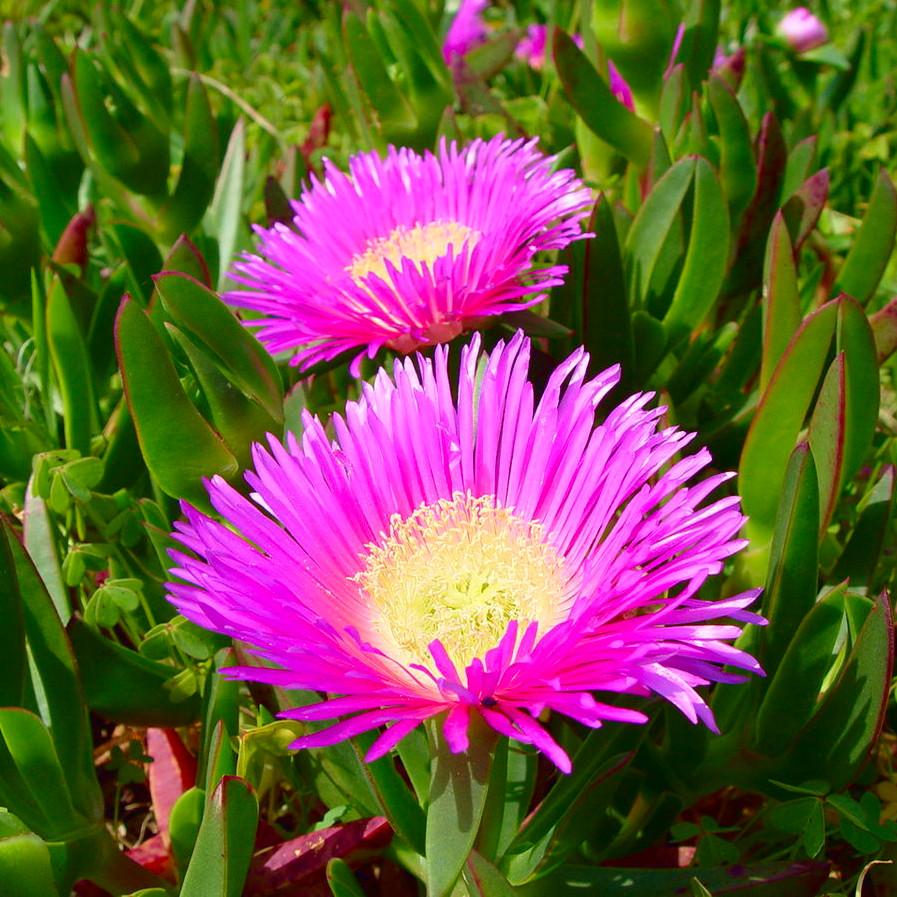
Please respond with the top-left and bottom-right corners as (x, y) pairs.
(356, 492), (567, 671)
(346, 220), (480, 283)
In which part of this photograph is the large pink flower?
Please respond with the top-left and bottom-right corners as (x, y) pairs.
(167, 333), (762, 773)
(225, 136), (591, 371)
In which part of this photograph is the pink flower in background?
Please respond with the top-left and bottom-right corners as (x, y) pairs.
(167, 333), (762, 772)
(225, 137), (592, 371)
(608, 61), (635, 110)
(443, 0), (489, 62)
(776, 7), (828, 53)
(515, 24), (584, 71)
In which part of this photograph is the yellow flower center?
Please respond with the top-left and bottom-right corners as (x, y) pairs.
(356, 493), (567, 671)
(346, 220), (480, 283)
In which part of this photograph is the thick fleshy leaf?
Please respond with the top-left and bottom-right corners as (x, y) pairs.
(115, 294), (239, 504)
(504, 750), (635, 884)
(0, 811), (60, 897)
(760, 212), (801, 391)
(1, 518), (101, 822)
(22, 480), (72, 625)
(783, 590), (894, 790)
(553, 29), (653, 169)
(836, 295), (879, 483)
(160, 74), (220, 237)
(663, 158), (729, 341)
(206, 119), (247, 290)
(677, 0), (721, 88)
(781, 137), (817, 200)
(659, 65), (688, 147)
(758, 443), (820, 675)
(169, 786), (206, 875)
(426, 717), (497, 897)
(154, 272), (282, 423)
(199, 648), (241, 788)
(0, 708), (84, 840)
(464, 850), (520, 896)
(344, 12), (417, 145)
(68, 616), (201, 727)
(833, 170), (897, 306)
(0, 524), (27, 707)
(780, 169), (829, 255)
(167, 326), (280, 470)
(753, 584), (845, 756)
(725, 112), (787, 296)
(707, 74), (756, 224)
(46, 277), (98, 456)
(69, 50), (169, 196)
(326, 857), (367, 897)
(807, 355), (847, 533)
(626, 158), (695, 308)
(871, 296), (897, 363)
(179, 776), (258, 897)
(832, 466), (895, 586)
(739, 300), (838, 540)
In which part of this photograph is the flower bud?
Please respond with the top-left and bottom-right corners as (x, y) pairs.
(776, 7), (828, 53)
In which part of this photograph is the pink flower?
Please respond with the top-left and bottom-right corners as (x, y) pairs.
(443, 0), (489, 62)
(608, 61), (635, 110)
(167, 333), (762, 773)
(776, 7), (828, 53)
(515, 24), (584, 71)
(225, 137), (592, 371)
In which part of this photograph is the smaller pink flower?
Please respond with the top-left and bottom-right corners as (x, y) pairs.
(608, 61), (635, 110)
(776, 7), (828, 53)
(515, 25), (583, 71)
(443, 0), (489, 62)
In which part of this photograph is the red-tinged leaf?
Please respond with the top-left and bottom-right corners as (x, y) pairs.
(780, 169), (829, 254)
(179, 776), (258, 897)
(781, 136), (818, 199)
(115, 294), (239, 505)
(125, 833), (173, 881)
(464, 850), (519, 896)
(739, 300), (838, 541)
(871, 295), (897, 363)
(51, 206), (95, 272)
(707, 74), (756, 225)
(301, 103), (331, 169)
(161, 234), (213, 288)
(146, 728), (197, 847)
(553, 29), (653, 169)
(760, 212), (801, 391)
(244, 818), (391, 895)
(837, 295), (879, 483)
(834, 169), (897, 306)
(725, 112), (787, 296)
(808, 354), (847, 533)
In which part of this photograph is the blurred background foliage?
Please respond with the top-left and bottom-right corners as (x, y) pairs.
(0, 0), (896, 895)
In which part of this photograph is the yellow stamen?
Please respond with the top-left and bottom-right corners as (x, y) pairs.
(347, 220), (480, 283)
(356, 493), (567, 670)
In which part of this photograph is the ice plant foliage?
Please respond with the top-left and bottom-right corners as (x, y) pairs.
(225, 137), (592, 371)
(167, 334), (762, 773)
